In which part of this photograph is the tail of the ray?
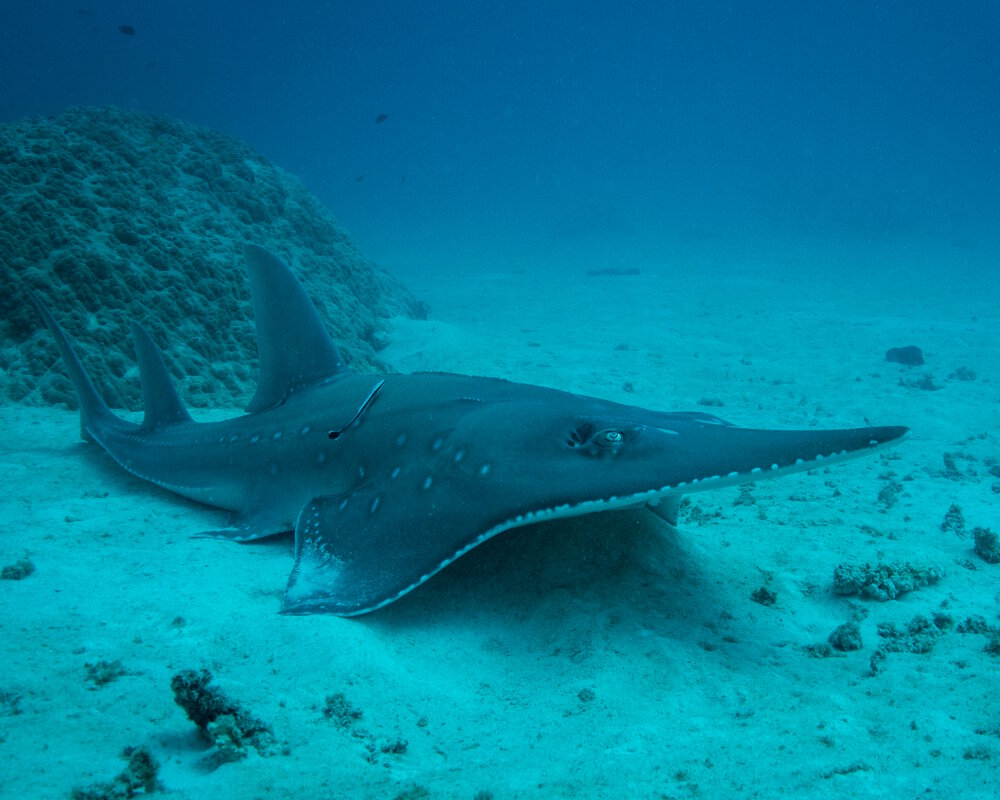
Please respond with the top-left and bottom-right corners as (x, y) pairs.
(31, 294), (135, 442)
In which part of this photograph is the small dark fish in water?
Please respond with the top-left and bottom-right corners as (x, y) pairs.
(119, 24), (136, 36)
(75, 8), (94, 15)
(375, 113), (388, 124)
(355, 175), (365, 183)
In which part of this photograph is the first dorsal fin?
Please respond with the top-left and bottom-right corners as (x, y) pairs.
(243, 245), (351, 413)
(130, 321), (192, 430)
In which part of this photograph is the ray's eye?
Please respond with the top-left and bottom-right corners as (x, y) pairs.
(596, 429), (625, 447)
(566, 424), (628, 453)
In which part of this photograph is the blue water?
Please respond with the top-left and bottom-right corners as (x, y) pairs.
(3, 1), (997, 269)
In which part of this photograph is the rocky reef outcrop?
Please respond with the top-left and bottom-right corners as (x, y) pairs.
(1, 106), (424, 409)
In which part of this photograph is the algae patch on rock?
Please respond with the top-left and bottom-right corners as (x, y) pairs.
(1, 106), (425, 410)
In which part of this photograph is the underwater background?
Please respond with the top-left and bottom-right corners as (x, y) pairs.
(3, 1), (998, 271)
(1, 2), (999, 799)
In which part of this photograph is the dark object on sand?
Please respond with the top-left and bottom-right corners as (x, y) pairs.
(833, 562), (944, 600)
(586, 267), (640, 277)
(829, 621), (863, 651)
(941, 503), (965, 534)
(885, 345), (924, 366)
(375, 113), (388, 124)
(948, 366), (976, 381)
(118, 24), (136, 35)
(898, 374), (942, 391)
(1, 557), (34, 580)
(322, 692), (363, 727)
(85, 659), (128, 688)
(751, 586), (777, 606)
(71, 746), (158, 799)
(973, 527), (1000, 564)
(170, 669), (273, 757)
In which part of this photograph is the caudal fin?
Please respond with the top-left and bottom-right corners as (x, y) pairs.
(32, 293), (130, 442)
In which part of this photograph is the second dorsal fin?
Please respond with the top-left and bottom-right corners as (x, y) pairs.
(131, 321), (192, 430)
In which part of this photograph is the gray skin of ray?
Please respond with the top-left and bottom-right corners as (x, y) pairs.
(32, 245), (909, 616)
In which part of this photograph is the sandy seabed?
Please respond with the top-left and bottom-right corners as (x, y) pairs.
(2, 237), (998, 799)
